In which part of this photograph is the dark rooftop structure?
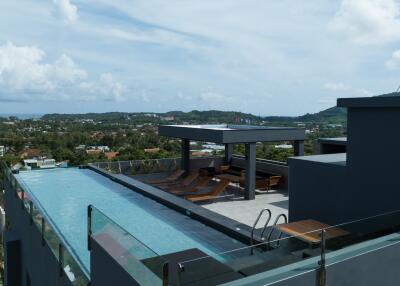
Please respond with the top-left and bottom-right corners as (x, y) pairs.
(158, 124), (305, 144)
(159, 124), (305, 200)
(289, 95), (400, 225)
(315, 137), (347, 154)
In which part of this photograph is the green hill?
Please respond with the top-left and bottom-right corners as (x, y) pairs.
(40, 107), (347, 125)
(297, 107), (346, 123)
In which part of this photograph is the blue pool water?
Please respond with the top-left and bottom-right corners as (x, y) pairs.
(15, 168), (244, 274)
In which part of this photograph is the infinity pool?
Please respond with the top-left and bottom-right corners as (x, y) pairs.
(15, 168), (243, 274)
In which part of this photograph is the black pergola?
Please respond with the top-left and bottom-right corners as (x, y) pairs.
(159, 124), (305, 200)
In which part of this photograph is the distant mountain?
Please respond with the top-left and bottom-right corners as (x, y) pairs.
(295, 92), (399, 124)
(297, 107), (347, 123)
(378, 91), (400, 97)
(40, 107), (348, 125)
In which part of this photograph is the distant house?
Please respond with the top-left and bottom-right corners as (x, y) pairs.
(144, 148), (160, 153)
(20, 148), (41, 159)
(91, 132), (105, 140)
(75, 145), (86, 151)
(202, 143), (225, 151)
(191, 149), (213, 157)
(0, 146), (4, 157)
(86, 149), (102, 156)
(104, 152), (119, 160)
(23, 159), (56, 169)
(87, 146), (110, 152)
(161, 116), (175, 121)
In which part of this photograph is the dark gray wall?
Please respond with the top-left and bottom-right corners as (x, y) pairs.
(4, 180), (73, 286)
(346, 107), (400, 218)
(288, 159), (347, 224)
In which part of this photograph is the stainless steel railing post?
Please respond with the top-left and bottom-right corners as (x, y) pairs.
(318, 229), (327, 286)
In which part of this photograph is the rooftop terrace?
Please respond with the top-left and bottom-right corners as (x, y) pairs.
(5, 96), (400, 286)
(7, 158), (400, 286)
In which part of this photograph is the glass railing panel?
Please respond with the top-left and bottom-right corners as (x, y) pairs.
(15, 183), (23, 200)
(10, 174), (16, 189)
(43, 221), (61, 259)
(6, 166), (90, 283)
(23, 192), (32, 213)
(176, 228), (325, 285)
(175, 211), (400, 286)
(91, 158), (181, 176)
(90, 206), (167, 285)
(63, 249), (90, 286)
(31, 204), (43, 230)
(322, 209), (400, 254)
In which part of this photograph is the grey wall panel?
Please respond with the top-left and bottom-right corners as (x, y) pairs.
(288, 159), (347, 224)
(346, 107), (400, 218)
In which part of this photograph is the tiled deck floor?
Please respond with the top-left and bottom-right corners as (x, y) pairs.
(131, 172), (288, 228)
(200, 189), (288, 227)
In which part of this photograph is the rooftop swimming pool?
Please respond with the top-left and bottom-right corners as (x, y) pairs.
(15, 168), (244, 275)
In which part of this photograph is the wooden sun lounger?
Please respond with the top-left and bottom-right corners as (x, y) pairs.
(185, 179), (230, 202)
(145, 169), (185, 184)
(168, 176), (212, 195)
(158, 172), (199, 189)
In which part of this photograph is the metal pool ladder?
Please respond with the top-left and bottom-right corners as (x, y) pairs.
(250, 208), (272, 254)
(265, 213), (288, 249)
(250, 210), (288, 254)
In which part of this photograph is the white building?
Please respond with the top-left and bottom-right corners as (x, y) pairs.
(0, 146), (4, 157)
(87, 146), (110, 152)
(274, 144), (293, 149)
(202, 143), (225, 150)
(23, 159), (56, 170)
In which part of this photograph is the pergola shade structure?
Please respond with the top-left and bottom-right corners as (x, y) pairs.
(159, 124), (306, 200)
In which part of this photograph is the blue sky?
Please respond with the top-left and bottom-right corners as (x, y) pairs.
(1, 0), (400, 115)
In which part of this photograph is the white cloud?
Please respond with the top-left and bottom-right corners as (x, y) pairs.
(324, 83), (352, 92)
(107, 28), (206, 52)
(354, 88), (373, 97)
(320, 82), (373, 105)
(100, 73), (126, 102)
(53, 0), (78, 23)
(1, 1), (393, 114)
(199, 91), (232, 103)
(385, 49), (400, 68)
(330, 0), (400, 45)
(0, 42), (124, 102)
(0, 42), (86, 99)
(317, 98), (336, 105)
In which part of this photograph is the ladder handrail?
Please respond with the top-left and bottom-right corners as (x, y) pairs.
(250, 208), (272, 253)
(266, 213), (288, 248)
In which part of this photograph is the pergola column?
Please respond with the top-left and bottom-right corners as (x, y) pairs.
(225, 144), (233, 164)
(294, 140), (304, 156)
(245, 143), (256, 200)
(181, 139), (190, 174)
